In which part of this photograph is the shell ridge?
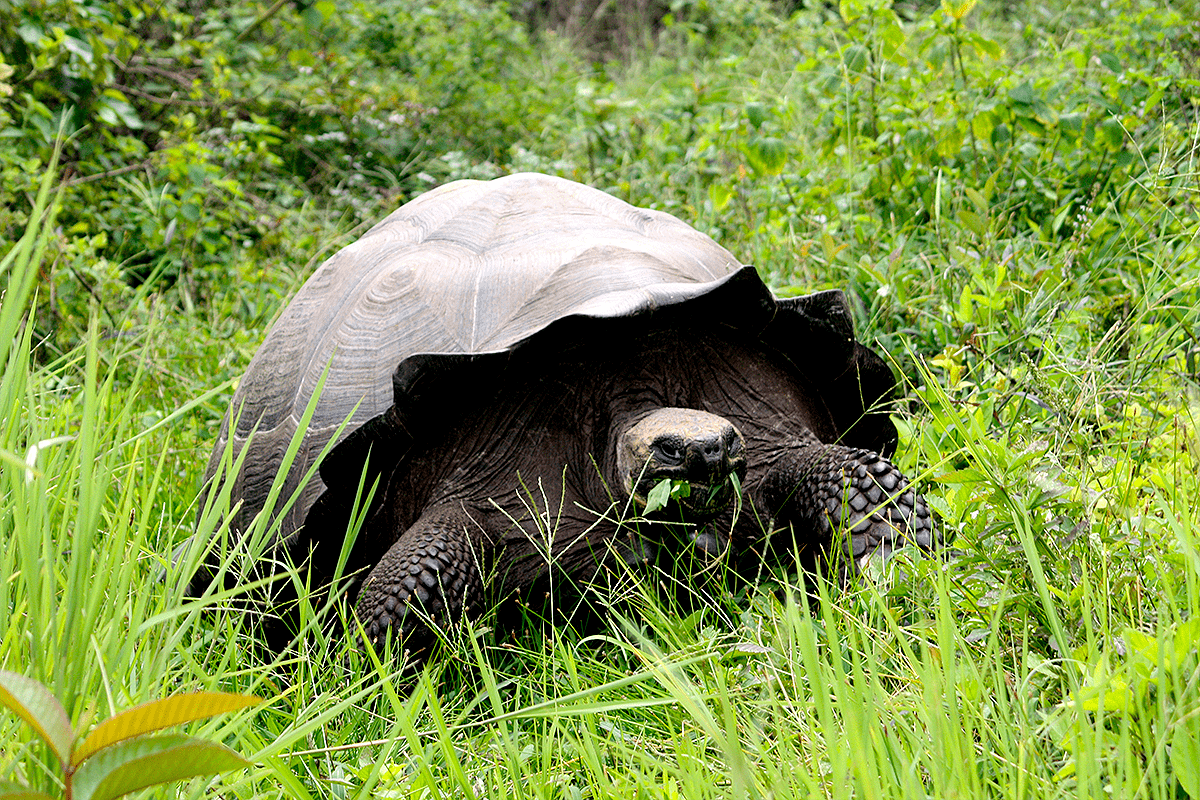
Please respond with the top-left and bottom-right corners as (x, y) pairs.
(287, 250), (421, 426)
(230, 244), (389, 441)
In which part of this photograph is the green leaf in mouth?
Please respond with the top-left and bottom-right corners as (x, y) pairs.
(644, 478), (691, 514)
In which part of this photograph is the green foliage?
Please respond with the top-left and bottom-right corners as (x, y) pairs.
(3, 0), (1200, 797)
(0, 671), (260, 800)
(645, 478), (693, 514)
(0, 0), (576, 351)
(0, 144), (295, 799)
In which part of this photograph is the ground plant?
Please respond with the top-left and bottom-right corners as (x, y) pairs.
(1, 0), (1199, 797)
(0, 668), (260, 800)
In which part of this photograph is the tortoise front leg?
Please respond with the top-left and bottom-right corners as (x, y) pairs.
(760, 430), (935, 563)
(356, 504), (484, 655)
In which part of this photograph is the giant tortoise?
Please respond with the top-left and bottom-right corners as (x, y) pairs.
(192, 172), (934, 655)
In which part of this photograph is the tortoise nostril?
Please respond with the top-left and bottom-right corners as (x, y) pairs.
(689, 438), (726, 474)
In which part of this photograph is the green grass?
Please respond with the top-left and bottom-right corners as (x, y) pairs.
(3, 0), (1200, 797)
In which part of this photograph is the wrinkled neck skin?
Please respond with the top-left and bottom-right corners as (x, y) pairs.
(369, 323), (834, 587)
(597, 330), (831, 557)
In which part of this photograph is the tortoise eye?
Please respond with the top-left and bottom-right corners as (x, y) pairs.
(655, 440), (683, 463)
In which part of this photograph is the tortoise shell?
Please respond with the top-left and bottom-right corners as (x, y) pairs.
(201, 173), (897, 581)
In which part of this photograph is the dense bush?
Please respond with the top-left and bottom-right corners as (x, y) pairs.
(4, 0), (1195, 349)
(0, 0), (578, 348)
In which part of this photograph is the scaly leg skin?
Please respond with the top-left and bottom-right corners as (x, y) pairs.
(761, 430), (935, 566)
(356, 505), (483, 658)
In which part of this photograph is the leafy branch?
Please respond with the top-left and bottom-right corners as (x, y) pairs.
(0, 670), (260, 800)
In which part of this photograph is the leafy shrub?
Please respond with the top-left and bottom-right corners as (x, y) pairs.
(0, 0), (581, 352)
(0, 671), (260, 800)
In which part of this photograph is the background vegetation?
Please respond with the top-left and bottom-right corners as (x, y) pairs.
(2, 0), (1199, 797)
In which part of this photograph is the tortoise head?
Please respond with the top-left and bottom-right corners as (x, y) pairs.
(616, 408), (748, 521)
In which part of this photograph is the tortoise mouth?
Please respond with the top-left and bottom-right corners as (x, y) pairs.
(632, 473), (742, 522)
(675, 479), (737, 518)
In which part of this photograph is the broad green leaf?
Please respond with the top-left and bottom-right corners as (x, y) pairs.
(1174, 619), (1200, 667)
(15, 21), (42, 45)
(1072, 659), (1133, 713)
(71, 734), (252, 800)
(0, 778), (56, 800)
(1124, 627), (1159, 662)
(936, 120), (964, 158)
(0, 670), (73, 767)
(1073, 681), (1132, 713)
(990, 123), (1011, 148)
(287, 48), (316, 67)
(745, 102), (767, 129)
(1098, 118), (1125, 151)
(956, 285), (975, 325)
(643, 478), (690, 513)
(645, 478), (673, 514)
(744, 137), (787, 177)
(708, 183), (734, 212)
(880, 21), (906, 62)
(966, 31), (1003, 59)
(841, 44), (869, 74)
(821, 231), (847, 263)
(941, 0), (976, 20)
(98, 93), (143, 130)
(925, 494), (955, 521)
(926, 40), (949, 71)
(1016, 116), (1046, 136)
(1058, 112), (1084, 138)
(983, 168), (999, 200)
(936, 467), (987, 484)
(96, 103), (120, 126)
(74, 692), (261, 766)
(62, 35), (94, 64)
(1051, 204), (1072, 235)
(1173, 719), (1200, 798)
(1008, 82), (1034, 105)
(302, 6), (325, 27)
(958, 209), (987, 236)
